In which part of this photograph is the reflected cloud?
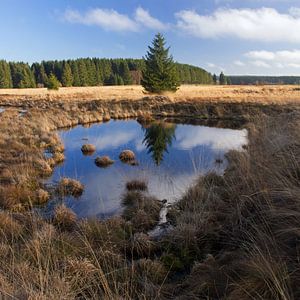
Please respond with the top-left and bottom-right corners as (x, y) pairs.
(48, 120), (248, 219)
(93, 130), (137, 150)
(175, 126), (247, 151)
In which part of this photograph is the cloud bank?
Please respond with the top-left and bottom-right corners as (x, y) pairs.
(245, 50), (300, 68)
(176, 7), (300, 43)
(64, 7), (167, 32)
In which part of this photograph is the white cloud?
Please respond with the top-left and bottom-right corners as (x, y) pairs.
(207, 63), (216, 68)
(246, 50), (276, 61)
(251, 60), (271, 68)
(206, 62), (225, 72)
(289, 7), (300, 18)
(234, 60), (245, 67)
(64, 8), (139, 32)
(64, 7), (168, 32)
(176, 7), (300, 43)
(135, 7), (167, 30)
(245, 49), (300, 69)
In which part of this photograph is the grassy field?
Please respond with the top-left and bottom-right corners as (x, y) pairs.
(0, 85), (300, 298)
(1, 84), (300, 104)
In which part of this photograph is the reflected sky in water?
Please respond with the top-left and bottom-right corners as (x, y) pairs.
(47, 119), (247, 218)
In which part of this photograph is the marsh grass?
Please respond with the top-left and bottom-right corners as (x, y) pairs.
(160, 113), (300, 299)
(0, 103), (300, 298)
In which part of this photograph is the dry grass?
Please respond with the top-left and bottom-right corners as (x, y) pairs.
(1, 85), (300, 105)
(0, 113), (297, 298)
(160, 113), (300, 299)
(58, 178), (84, 198)
(94, 156), (114, 168)
(0, 84), (300, 298)
(126, 180), (148, 191)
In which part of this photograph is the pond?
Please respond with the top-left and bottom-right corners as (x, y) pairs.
(45, 119), (248, 219)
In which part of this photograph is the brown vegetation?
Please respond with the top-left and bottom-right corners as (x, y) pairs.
(94, 156), (114, 167)
(0, 85), (299, 298)
(58, 178), (84, 198)
(81, 144), (96, 155)
(0, 112), (298, 298)
(119, 150), (136, 162)
(126, 180), (148, 191)
(1, 85), (300, 104)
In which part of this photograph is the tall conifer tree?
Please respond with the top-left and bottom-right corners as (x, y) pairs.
(142, 33), (180, 93)
(62, 62), (73, 87)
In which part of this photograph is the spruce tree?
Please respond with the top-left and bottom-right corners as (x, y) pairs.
(120, 61), (132, 85)
(213, 74), (217, 85)
(61, 62), (73, 87)
(219, 72), (227, 85)
(0, 60), (12, 88)
(71, 61), (80, 86)
(47, 73), (60, 90)
(142, 33), (180, 93)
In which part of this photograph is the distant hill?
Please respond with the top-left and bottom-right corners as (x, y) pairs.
(0, 58), (213, 88)
(228, 76), (300, 85)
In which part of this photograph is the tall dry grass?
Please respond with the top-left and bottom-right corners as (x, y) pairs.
(0, 103), (299, 298)
(161, 112), (300, 299)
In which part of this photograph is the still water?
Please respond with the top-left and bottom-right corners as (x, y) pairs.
(46, 119), (247, 218)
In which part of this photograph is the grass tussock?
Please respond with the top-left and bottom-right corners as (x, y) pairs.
(58, 178), (84, 198)
(94, 156), (114, 167)
(126, 180), (148, 191)
(122, 191), (163, 233)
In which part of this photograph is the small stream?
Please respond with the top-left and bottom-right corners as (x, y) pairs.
(44, 119), (248, 227)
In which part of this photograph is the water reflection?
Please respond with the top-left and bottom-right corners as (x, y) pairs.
(46, 119), (247, 218)
(142, 122), (176, 165)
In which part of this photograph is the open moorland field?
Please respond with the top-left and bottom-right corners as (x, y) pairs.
(1, 84), (300, 104)
(0, 85), (300, 299)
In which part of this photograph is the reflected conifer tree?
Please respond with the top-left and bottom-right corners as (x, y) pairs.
(142, 122), (176, 165)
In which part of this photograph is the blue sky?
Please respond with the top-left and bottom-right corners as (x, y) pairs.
(1, 0), (300, 75)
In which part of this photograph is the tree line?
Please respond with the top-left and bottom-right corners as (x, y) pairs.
(228, 76), (300, 85)
(0, 58), (213, 89)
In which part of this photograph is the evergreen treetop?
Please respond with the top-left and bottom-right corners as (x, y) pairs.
(142, 33), (180, 93)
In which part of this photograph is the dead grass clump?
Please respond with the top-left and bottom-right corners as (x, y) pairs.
(119, 149), (135, 162)
(137, 113), (154, 123)
(0, 186), (33, 210)
(35, 188), (50, 204)
(130, 233), (156, 257)
(81, 144), (96, 155)
(122, 191), (162, 232)
(0, 212), (23, 239)
(0, 168), (14, 185)
(58, 178), (84, 197)
(53, 204), (77, 230)
(126, 180), (147, 191)
(34, 159), (53, 176)
(53, 152), (65, 163)
(135, 258), (168, 284)
(94, 156), (114, 167)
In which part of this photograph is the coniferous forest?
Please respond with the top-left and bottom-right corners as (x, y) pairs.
(0, 58), (213, 88)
